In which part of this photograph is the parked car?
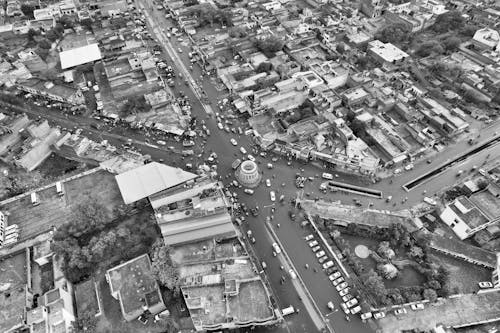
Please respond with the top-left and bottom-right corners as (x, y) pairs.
(340, 303), (349, 314)
(315, 251), (326, 258)
(350, 306), (362, 315)
(240, 147), (247, 154)
(336, 282), (348, 291)
(329, 272), (342, 280)
(394, 308), (407, 316)
(266, 179), (271, 187)
(323, 261), (334, 269)
(327, 302), (335, 310)
(332, 277), (344, 286)
(318, 256), (328, 264)
(230, 138), (237, 146)
(244, 189), (254, 195)
(270, 191), (276, 202)
(361, 312), (373, 321)
(345, 298), (358, 308)
(342, 294), (353, 302)
(326, 267), (337, 275)
(478, 281), (493, 289)
(373, 312), (386, 320)
(311, 245), (321, 252)
(304, 234), (314, 241)
(410, 303), (424, 311)
(272, 243), (281, 254)
(339, 288), (349, 297)
(309, 240), (319, 247)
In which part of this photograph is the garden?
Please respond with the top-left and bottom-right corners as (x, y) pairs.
(321, 221), (452, 307)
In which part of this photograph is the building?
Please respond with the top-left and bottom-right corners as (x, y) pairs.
(368, 40), (409, 66)
(440, 196), (496, 240)
(235, 160), (262, 188)
(17, 78), (85, 105)
(106, 254), (166, 321)
(472, 28), (500, 51)
(59, 43), (102, 70)
(0, 113), (30, 155)
(493, 252), (500, 288)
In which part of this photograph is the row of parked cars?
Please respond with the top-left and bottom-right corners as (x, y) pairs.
(304, 234), (363, 317)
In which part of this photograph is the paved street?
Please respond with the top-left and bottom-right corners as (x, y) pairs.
(2, 2), (500, 333)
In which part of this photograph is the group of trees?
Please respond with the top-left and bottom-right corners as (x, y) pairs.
(150, 240), (181, 298)
(121, 96), (152, 116)
(375, 22), (412, 46)
(190, 5), (232, 28)
(255, 35), (285, 57)
(52, 198), (158, 283)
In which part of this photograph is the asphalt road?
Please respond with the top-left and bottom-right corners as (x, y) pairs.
(4, 2), (500, 332)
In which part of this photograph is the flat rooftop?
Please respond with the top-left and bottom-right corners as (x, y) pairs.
(469, 189), (500, 219)
(74, 279), (101, 318)
(377, 290), (500, 332)
(449, 197), (489, 229)
(0, 168), (123, 242)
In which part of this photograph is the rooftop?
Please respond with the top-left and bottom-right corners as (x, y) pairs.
(115, 162), (198, 204)
(59, 43), (102, 70)
(368, 40), (409, 63)
(106, 254), (166, 321)
(74, 279), (101, 318)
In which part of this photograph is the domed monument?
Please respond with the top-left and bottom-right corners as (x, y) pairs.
(235, 160), (261, 188)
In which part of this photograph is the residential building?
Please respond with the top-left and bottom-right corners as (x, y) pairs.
(106, 254), (166, 321)
(472, 28), (500, 51)
(418, 97), (469, 136)
(368, 40), (409, 67)
(17, 78), (85, 105)
(0, 112), (30, 156)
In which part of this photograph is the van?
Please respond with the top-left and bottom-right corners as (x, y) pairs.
(56, 182), (64, 196)
(322, 173), (333, 180)
(281, 306), (295, 316)
(31, 193), (39, 206)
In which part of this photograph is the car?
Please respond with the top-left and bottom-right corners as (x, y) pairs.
(373, 312), (386, 320)
(404, 163), (414, 171)
(288, 269), (297, 279)
(270, 191), (276, 202)
(266, 179), (271, 187)
(272, 243), (281, 254)
(394, 308), (407, 316)
(346, 298), (358, 308)
(478, 281), (493, 289)
(339, 288), (349, 297)
(177, 48), (182, 53)
(332, 277), (344, 286)
(327, 302), (335, 310)
(311, 245), (321, 252)
(340, 303), (349, 314)
(309, 240), (319, 247)
(410, 303), (425, 311)
(240, 147), (247, 154)
(244, 189), (254, 195)
(315, 250), (325, 258)
(329, 272), (342, 280)
(326, 267), (337, 275)
(336, 282), (348, 291)
(322, 261), (334, 269)
(304, 234), (314, 241)
(342, 294), (353, 302)
(350, 306), (362, 315)
(247, 154), (255, 162)
(361, 312), (373, 321)
(217, 122), (223, 130)
(318, 256), (328, 264)
(230, 138), (237, 146)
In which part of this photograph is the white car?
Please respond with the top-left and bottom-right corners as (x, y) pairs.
(266, 179), (271, 187)
(272, 242), (281, 254)
(177, 47), (182, 53)
(315, 250), (326, 258)
(342, 294), (353, 302)
(336, 282), (348, 291)
(288, 269), (297, 279)
(479, 281), (494, 289)
(332, 277), (344, 286)
(247, 154), (255, 162)
(350, 305), (362, 315)
(309, 240), (319, 247)
(340, 303), (349, 314)
(410, 303), (424, 311)
(345, 298), (358, 308)
(240, 147), (247, 154)
(329, 272), (342, 280)
(339, 288), (349, 297)
(322, 261), (334, 269)
(394, 308), (407, 316)
(156, 140), (166, 145)
(304, 234), (314, 241)
(311, 245), (321, 252)
(244, 189), (254, 195)
(361, 312), (373, 321)
(373, 312), (385, 319)
(217, 122), (223, 130)
(270, 191), (276, 202)
(230, 138), (237, 146)
(327, 302), (335, 310)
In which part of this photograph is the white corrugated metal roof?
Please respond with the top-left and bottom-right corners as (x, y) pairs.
(115, 162), (198, 204)
(59, 43), (102, 70)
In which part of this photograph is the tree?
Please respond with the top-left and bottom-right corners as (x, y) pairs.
(408, 246), (424, 259)
(256, 62), (273, 73)
(432, 11), (464, 33)
(377, 241), (395, 260)
(58, 15), (75, 30)
(356, 56), (369, 70)
(364, 270), (387, 299)
(414, 41), (444, 57)
(422, 288), (438, 302)
(336, 43), (346, 54)
(256, 35), (285, 57)
(150, 240), (181, 296)
(38, 39), (51, 50)
(228, 27), (246, 38)
(27, 28), (38, 42)
(72, 311), (98, 333)
(20, 4), (35, 18)
(442, 36), (461, 52)
(426, 280), (441, 290)
(46, 29), (59, 42)
(375, 22), (411, 45)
